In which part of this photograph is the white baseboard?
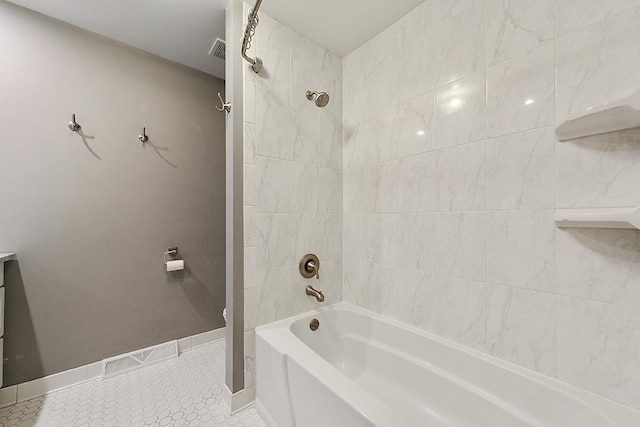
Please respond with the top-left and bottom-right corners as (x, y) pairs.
(256, 399), (279, 427)
(177, 327), (225, 353)
(223, 384), (256, 415)
(0, 327), (225, 408)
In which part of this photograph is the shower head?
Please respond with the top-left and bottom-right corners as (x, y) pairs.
(306, 91), (330, 108)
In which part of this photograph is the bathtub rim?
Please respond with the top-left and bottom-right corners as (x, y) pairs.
(255, 301), (640, 426)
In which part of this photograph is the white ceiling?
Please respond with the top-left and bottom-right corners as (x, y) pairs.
(7, 0), (425, 78)
(6, 0), (228, 79)
(261, 0), (425, 57)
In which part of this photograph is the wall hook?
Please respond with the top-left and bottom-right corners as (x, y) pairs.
(138, 127), (149, 143)
(215, 92), (231, 113)
(68, 114), (81, 132)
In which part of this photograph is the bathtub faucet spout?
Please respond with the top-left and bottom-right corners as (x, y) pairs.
(306, 285), (325, 303)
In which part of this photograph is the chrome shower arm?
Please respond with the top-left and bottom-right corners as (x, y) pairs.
(241, 0), (264, 73)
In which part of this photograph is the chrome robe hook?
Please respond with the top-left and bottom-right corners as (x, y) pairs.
(138, 127), (149, 143)
(68, 114), (81, 132)
(215, 93), (231, 113)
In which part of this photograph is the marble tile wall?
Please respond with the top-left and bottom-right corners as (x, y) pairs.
(242, 4), (343, 388)
(343, 0), (640, 410)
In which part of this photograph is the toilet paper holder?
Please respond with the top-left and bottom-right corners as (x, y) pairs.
(163, 247), (178, 264)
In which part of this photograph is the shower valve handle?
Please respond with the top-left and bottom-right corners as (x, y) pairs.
(306, 260), (319, 279)
(299, 254), (320, 280)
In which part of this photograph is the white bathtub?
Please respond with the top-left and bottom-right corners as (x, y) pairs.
(255, 302), (640, 427)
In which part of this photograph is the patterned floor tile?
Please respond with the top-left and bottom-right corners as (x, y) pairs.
(0, 341), (265, 427)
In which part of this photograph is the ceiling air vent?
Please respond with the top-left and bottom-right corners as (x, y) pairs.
(209, 38), (226, 61)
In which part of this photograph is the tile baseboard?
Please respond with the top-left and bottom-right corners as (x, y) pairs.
(223, 383), (256, 415)
(0, 327), (225, 407)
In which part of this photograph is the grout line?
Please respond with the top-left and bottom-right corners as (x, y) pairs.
(342, 125), (557, 172)
(553, 0), (561, 381)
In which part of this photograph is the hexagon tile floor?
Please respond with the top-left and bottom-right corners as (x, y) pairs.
(0, 340), (266, 427)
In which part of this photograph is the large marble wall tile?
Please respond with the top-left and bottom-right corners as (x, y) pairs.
(407, 272), (439, 330)
(295, 214), (343, 263)
(379, 267), (432, 325)
(393, 92), (437, 158)
(557, 229), (640, 308)
(256, 12), (291, 54)
(358, 23), (399, 115)
(486, 127), (555, 210)
(244, 164), (256, 207)
(557, 130), (640, 208)
(366, 109), (397, 165)
(342, 44), (371, 124)
(343, 214), (376, 264)
(398, 153), (437, 213)
(487, 210), (555, 292)
(556, 6), (640, 122)
(244, 287), (258, 331)
(290, 32), (341, 76)
(362, 164), (382, 213)
(487, 42), (555, 137)
(244, 329), (256, 377)
(244, 80), (256, 124)
(256, 156), (291, 213)
(256, 45), (291, 108)
(437, 212), (487, 281)
(256, 100), (296, 160)
(293, 112), (319, 164)
(485, 0), (554, 66)
(556, 0), (640, 37)
(314, 259), (343, 303)
(343, 119), (367, 169)
(437, 141), (486, 211)
(290, 162), (319, 213)
(244, 122), (256, 165)
(374, 161), (400, 213)
(244, 206), (256, 248)
(318, 115), (343, 169)
(426, 275), (488, 351)
(397, 213), (438, 273)
(371, 214), (401, 267)
(557, 296), (640, 409)
(316, 214), (343, 262)
(343, 167), (362, 214)
(244, 247), (257, 290)
(436, 72), (486, 148)
(319, 167), (342, 214)
(393, 1), (436, 103)
(344, 165), (385, 214)
(343, 260), (382, 313)
(487, 285), (556, 376)
(256, 213), (294, 269)
(433, 0), (485, 86)
(254, 266), (297, 325)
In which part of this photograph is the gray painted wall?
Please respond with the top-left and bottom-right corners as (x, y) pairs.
(0, 2), (226, 386)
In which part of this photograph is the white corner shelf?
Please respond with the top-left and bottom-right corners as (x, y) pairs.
(556, 89), (640, 141)
(555, 207), (640, 229)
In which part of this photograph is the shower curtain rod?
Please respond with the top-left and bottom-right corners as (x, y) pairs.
(241, 0), (264, 73)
